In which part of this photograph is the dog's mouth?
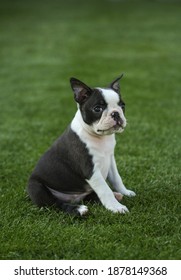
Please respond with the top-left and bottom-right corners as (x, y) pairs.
(97, 124), (124, 134)
(95, 116), (126, 135)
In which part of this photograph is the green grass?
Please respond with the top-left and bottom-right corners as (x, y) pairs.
(0, 0), (181, 260)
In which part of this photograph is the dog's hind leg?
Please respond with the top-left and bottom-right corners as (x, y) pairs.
(27, 178), (88, 216)
(27, 178), (56, 207)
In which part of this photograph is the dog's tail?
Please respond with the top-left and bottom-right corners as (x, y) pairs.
(27, 178), (88, 216)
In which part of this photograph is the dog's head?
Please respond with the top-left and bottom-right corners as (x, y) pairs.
(70, 74), (126, 136)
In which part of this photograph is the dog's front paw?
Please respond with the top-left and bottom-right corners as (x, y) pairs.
(106, 203), (129, 214)
(123, 189), (136, 197)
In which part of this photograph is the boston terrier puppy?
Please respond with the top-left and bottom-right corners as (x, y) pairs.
(27, 74), (136, 216)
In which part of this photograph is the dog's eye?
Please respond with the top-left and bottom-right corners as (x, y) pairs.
(93, 105), (103, 113)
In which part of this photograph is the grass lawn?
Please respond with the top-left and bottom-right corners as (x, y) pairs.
(0, 0), (181, 260)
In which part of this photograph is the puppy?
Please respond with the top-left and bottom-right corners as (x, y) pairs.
(27, 74), (136, 216)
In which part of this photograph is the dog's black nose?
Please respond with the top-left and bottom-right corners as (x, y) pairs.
(111, 111), (120, 121)
(111, 111), (123, 127)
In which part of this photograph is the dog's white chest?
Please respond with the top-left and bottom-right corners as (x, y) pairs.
(85, 134), (116, 179)
(71, 110), (116, 179)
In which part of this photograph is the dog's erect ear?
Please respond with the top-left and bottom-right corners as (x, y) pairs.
(70, 77), (92, 104)
(109, 73), (124, 94)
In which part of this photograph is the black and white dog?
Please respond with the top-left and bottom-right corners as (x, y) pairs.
(27, 74), (136, 216)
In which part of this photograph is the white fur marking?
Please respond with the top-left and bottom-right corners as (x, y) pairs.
(98, 88), (120, 106)
(77, 205), (89, 216)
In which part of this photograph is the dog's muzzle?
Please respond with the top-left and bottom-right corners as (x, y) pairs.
(111, 111), (124, 128)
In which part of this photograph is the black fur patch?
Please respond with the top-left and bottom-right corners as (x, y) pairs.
(28, 127), (94, 207)
(80, 89), (107, 125)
